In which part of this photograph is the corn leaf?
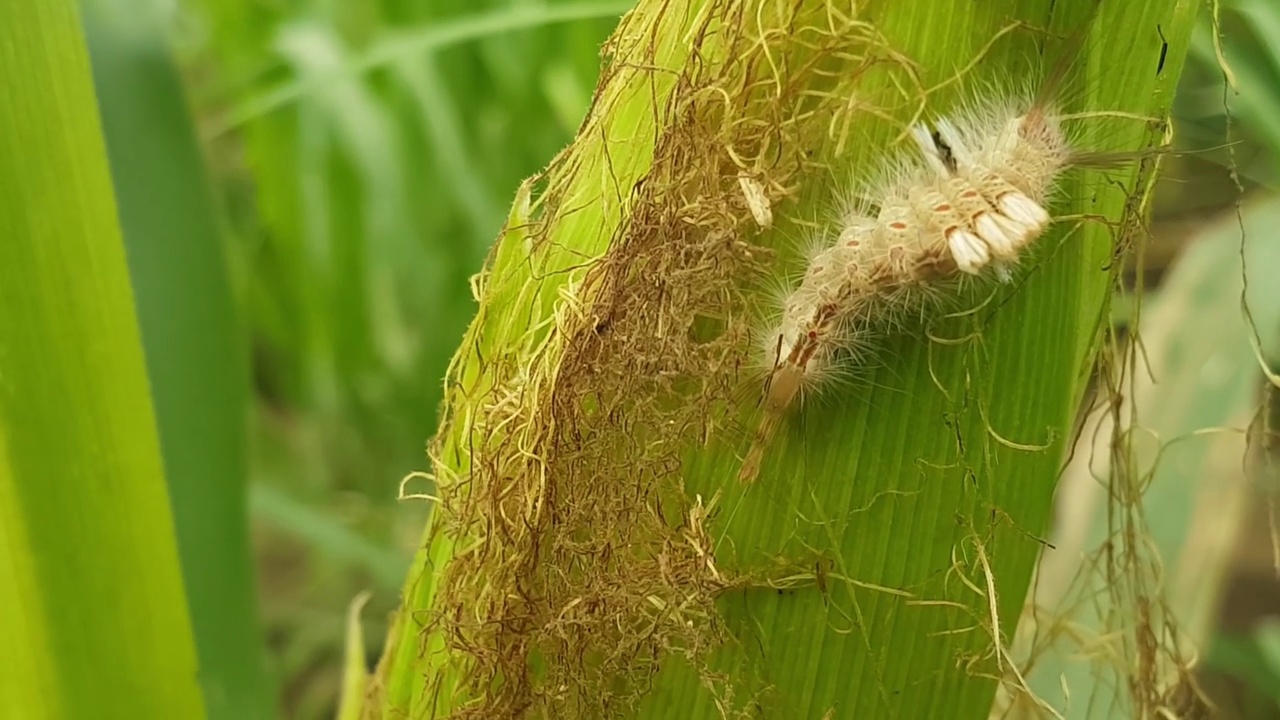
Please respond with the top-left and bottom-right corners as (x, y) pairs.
(0, 2), (204, 717)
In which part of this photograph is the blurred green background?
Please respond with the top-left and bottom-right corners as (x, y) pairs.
(78, 0), (1280, 716)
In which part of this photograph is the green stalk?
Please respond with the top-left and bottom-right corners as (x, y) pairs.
(371, 0), (1196, 717)
(0, 2), (204, 718)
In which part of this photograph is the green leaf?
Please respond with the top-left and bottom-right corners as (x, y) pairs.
(0, 2), (204, 717)
(82, 3), (275, 718)
(337, 592), (374, 720)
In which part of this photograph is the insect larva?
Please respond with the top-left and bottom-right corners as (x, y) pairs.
(738, 66), (1079, 483)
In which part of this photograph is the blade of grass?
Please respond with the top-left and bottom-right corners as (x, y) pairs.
(81, 3), (275, 718)
(337, 591), (374, 720)
(0, 1), (204, 717)
(213, 1), (633, 135)
(250, 484), (410, 591)
(394, 54), (502, 239)
(275, 20), (410, 396)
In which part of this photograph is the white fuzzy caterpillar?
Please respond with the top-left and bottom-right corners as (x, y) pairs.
(738, 81), (1078, 483)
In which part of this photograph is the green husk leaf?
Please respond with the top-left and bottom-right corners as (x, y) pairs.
(370, 0), (1197, 717)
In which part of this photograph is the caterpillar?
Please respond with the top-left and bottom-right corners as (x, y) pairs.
(737, 36), (1133, 483)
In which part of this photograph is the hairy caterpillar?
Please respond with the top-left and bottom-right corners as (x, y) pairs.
(737, 29), (1149, 483)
